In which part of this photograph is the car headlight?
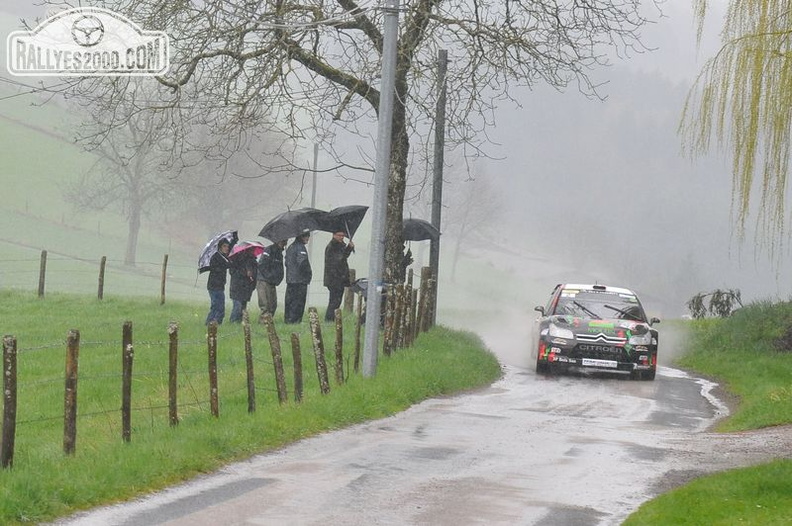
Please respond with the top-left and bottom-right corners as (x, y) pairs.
(548, 324), (574, 340)
(628, 332), (652, 345)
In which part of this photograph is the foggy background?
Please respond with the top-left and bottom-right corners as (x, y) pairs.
(2, 0), (789, 325)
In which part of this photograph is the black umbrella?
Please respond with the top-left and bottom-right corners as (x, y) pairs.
(402, 218), (440, 241)
(316, 205), (369, 238)
(198, 230), (238, 273)
(258, 207), (325, 242)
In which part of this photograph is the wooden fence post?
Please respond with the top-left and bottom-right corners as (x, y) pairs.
(383, 286), (396, 357)
(393, 284), (405, 350)
(353, 292), (363, 373)
(427, 266), (437, 328)
(308, 308), (330, 395)
(263, 313), (288, 404)
(168, 322), (179, 426)
(160, 254), (169, 305)
(1, 336), (17, 469)
(333, 308), (344, 384)
(243, 311), (256, 413)
(409, 288), (418, 346)
(419, 267), (432, 333)
(63, 329), (79, 455)
(207, 321), (219, 418)
(291, 333), (303, 403)
(343, 269), (356, 312)
(406, 269), (415, 347)
(97, 256), (107, 300)
(38, 250), (47, 298)
(121, 321), (134, 442)
(398, 284), (410, 349)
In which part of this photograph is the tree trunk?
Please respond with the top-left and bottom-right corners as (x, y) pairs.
(450, 207), (471, 283)
(383, 79), (410, 285)
(125, 204), (141, 266)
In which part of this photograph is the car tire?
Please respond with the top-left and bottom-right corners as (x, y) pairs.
(536, 357), (549, 375)
(632, 368), (656, 381)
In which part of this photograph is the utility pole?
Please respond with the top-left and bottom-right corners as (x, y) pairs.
(309, 143), (319, 262)
(429, 49), (448, 324)
(362, 0), (400, 378)
(311, 143), (318, 209)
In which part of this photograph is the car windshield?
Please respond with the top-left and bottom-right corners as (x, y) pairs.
(554, 290), (645, 321)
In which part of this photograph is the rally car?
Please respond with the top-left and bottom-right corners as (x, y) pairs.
(531, 283), (660, 380)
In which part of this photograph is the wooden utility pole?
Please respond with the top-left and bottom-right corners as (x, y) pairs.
(429, 49), (448, 325)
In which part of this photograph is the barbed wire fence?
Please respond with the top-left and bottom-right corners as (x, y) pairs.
(0, 265), (436, 469)
(0, 249), (362, 304)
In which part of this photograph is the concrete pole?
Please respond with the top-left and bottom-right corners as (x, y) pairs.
(429, 50), (448, 325)
(363, 0), (400, 377)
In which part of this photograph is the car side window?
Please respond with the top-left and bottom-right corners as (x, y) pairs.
(547, 294), (562, 315)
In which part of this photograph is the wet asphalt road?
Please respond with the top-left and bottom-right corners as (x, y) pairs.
(53, 314), (755, 526)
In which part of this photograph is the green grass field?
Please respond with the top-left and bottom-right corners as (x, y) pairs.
(0, 290), (502, 524)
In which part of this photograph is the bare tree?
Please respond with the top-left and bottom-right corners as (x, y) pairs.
(682, 0), (792, 260)
(67, 80), (300, 262)
(439, 165), (504, 283)
(177, 141), (304, 236)
(43, 0), (657, 280)
(66, 99), (181, 265)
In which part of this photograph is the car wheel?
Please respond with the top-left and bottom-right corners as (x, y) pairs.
(632, 368), (656, 381)
(536, 357), (549, 375)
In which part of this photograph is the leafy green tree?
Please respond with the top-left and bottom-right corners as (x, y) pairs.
(682, 0), (792, 257)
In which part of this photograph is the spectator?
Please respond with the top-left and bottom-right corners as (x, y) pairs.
(229, 250), (257, 323)
(284, 230), (312, 324)
(323, 230), (355, 321)
(206, 238), (231, 325)
(396, 245), (413, 283)
(256, 239), (287, 322)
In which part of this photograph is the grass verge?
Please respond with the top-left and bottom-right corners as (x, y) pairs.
(0, 289), (501, 524)
(624, 300), (792, 525)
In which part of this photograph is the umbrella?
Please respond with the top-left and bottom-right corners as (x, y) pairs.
(229, 240), (266, 260)
(402, 218), (440, 241)
(198, 230), (238, 273)
(258, 207), (325, 242)
(316, 205), (369, 238)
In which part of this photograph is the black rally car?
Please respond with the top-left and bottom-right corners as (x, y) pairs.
(530, 283), (660, 380)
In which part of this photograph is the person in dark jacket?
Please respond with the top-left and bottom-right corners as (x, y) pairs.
(256, 239), (287, 322)
(284, 230), (312, 324)
(205, 239), (231, 325)
(228, 250), (257, 323)
(323, 230), (355, 321)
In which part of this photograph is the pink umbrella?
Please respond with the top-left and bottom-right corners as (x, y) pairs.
(229, 240), (266, 259)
